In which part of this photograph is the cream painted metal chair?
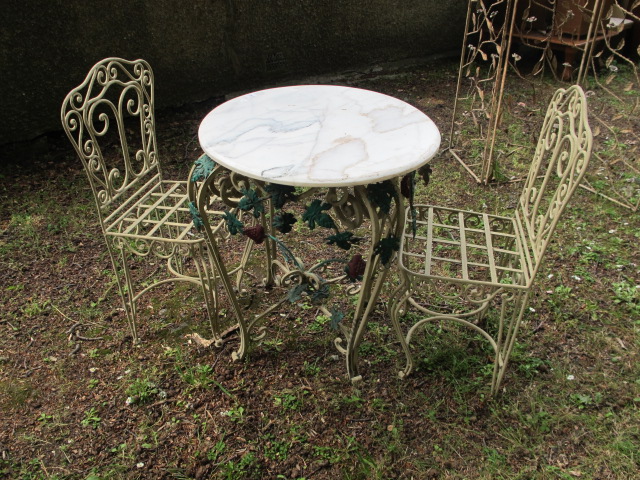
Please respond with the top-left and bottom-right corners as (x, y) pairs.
(61, 58), (218, 342)
(389, 85), (592, 395)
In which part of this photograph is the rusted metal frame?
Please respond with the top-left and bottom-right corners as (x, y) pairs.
(577, 0), (609, 84)
(450, 0), (478, 150)
(451, 0), (521, 184)
(482, 0), (521, 184)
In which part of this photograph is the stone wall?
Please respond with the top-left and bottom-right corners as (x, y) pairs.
(1, 0), (466, 146)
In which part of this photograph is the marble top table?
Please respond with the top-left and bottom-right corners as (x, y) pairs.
(199, 85), (440, 187)
(197, 85), (440, 382)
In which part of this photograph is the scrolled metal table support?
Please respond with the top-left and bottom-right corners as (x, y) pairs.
(335, 181), (405, 383)
(190, 161), (407, 382)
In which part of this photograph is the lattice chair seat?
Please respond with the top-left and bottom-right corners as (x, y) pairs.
(61, 58), (223, 343)
(402, 206), (531, 288)
(103, 179), (195, 242)
(389, 85), (593, 395)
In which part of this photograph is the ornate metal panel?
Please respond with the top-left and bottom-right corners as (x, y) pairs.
(517, 85), (593, 269)
(191, 159), (410, 380)
(62, 58), (160, 221)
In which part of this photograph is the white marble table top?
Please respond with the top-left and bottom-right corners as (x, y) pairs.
(198, 85), (441, 187)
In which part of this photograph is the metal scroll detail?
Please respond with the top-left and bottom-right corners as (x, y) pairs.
(512, 0), (640, 211)
(191, 162), (405, 378)
(390, 86), (592, 395)
(62, 58), (159, 219)
(518, 85), (593, 267)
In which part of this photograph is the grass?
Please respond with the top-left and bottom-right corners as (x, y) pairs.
(1, 59), (639, 478)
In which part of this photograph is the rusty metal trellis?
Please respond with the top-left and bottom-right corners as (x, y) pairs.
(450, 0), (520, 185)
(578, 1), (640, 211)
(513, 1), (640, 211)
(455, 0), (639, 210)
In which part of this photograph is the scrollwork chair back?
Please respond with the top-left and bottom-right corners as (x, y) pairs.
(517, 85), (593, 277)
(61, 58), (160, 222)
(61, 58), (217, 343)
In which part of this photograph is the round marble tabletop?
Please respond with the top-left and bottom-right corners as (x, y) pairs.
(198, 85), (441, 187)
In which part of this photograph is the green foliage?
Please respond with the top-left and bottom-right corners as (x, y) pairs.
(223, 405), (245, 423)
(570, 392), (603, 410)
(274, 391), (304, 410)
(81, 407), (101, 428)
(177, 363), (215, 389)
(220, 451), (260, 478)
(125, 378), (159, 405)
(207, 440), (226, 462)
(612, 281), (640, 314)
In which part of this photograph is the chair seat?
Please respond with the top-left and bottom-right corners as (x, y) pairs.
(104, 179), (201, 244)
(398, 205), (532, 289)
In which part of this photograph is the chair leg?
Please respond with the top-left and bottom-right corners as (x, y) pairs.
(491, 289), (531, 396)
(106, 240), (139, 343)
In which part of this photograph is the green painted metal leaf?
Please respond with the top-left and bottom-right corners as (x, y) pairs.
(329, 309), (345, 330)
(238, 188), (264, 218)
(188, 201), (204, 232)
(265, 183), (297, 209)
(325, 231), (359, 250)
(273, 212), (297, 234)
(309, 283), (330, 304)
(366, 180), (395, 214)
(401, 171), (417, 237)
(190, 154), (216, 182)
(287, 284), (307, 303)
(222, 211), (244, 235)
(269, 234), (304, 270)
(373, 234), (400, 266)
(302, 199), (335, 230)
(418, 164), (433, 187)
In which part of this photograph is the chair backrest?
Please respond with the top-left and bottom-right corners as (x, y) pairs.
(517, 85), (592, 277)
(61, 58), (162, 224)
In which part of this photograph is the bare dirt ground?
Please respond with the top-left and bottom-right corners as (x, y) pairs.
(1, 58), (639, 479)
